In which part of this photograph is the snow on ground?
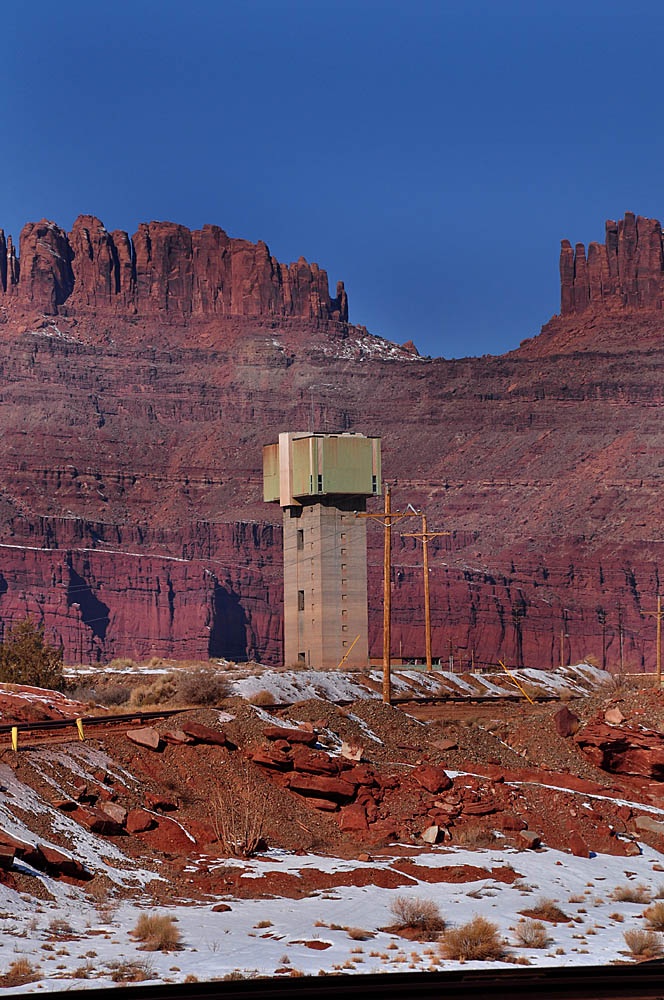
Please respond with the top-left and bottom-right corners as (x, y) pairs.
(3, 841), (664, 991)
(0, 662), (633, 990)
(229, 664), (609, 706)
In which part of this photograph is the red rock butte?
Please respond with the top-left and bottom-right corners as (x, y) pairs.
(0, 215), (349, 325)
(560, 212), (664, 315)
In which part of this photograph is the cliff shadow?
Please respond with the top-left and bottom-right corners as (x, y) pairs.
(208, 583), (250, 661)
(66, 564), (110, 642)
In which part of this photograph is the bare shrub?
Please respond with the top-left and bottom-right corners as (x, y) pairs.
(453, 824), (496, 848)
(389, 896), (445, 940)
(514, 919), (550, 949)
(521, 898), (570, 923)
(209, 761), (268, 858)
(131, 914), (181, 952)
(440, 916), (505, 961)
(176, 669), (229, 706)
(613, 883), (650, 904)
(0, 958), (38, 987)
(644, 901), (664, 931)
(97, 683), (131, 707)
(623, 928), (663, 958)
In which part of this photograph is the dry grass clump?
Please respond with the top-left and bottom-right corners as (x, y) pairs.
(176, 669), (229, 706)
(249, 689), (277, 706)
(513, 919), (550, 949)
(109, 959), (155, 982)
(521, 898), (570, 923)
(612, 883), (650, 904)
(439, 916), (505, 961)
(108, 657), (141, 671)
(453, 824), (496, 849)
(131, 914), (182, 952)
(130, 675), (178, 708)
(644, 901), (664, 931)
(0, 958), (39, 987)
(623, 928), (663, 959)
(347, 927), (375, 941)
(389, 896), (446, 940)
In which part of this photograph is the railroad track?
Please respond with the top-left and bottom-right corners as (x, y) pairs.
(0, 708), (186, 748)
(0, 691), (558, 748)
(40, 962), (664, 1000)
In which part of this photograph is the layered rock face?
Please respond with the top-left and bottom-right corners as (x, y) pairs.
(0, 212), (661, 670)
(0, 215), (349, 324)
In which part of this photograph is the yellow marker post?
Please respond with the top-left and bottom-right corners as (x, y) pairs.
(76, 718), (85, 741)
(11, 727), (18, 752)
(498, 660), (535, 705)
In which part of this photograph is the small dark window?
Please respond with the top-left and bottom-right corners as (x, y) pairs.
(317, 474), (323, 491)
(298, 652), (306, 665)
(297, 529), (304, 550)
(298, 590), (305, 611)
(372, 475), (378, 493)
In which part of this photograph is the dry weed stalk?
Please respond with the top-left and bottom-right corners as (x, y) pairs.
(209, 761), (268, 858)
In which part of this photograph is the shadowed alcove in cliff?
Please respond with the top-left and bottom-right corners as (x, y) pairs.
(208, 582), (251, 661)
(66, 564), (110, 642)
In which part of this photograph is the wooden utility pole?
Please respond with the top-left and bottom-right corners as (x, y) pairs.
(356, 486), (417, 704)
(402, 514), (449, 671)
(645, 595), (663, 686)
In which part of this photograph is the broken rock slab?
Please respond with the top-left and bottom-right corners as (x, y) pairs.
(633, 815), (664, 836)
(180, 722), (228, 746)
(263, 726), (318, 746)
(126, 808), (155, 834)
(98, 801), (127, 826)
(553, 705), (580, 738)
(518, 830), (542, 849)
(411, 764), (453, 794)
(604, 706), (625, 726)
(288, 773), (355, 801)
(127, 727), (161, 751)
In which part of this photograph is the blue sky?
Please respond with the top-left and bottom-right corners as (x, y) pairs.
(4, 1), (664, 358)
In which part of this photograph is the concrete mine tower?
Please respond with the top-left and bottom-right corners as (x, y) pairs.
(263, 432), (381, 669)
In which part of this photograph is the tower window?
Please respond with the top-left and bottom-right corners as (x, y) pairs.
(298, 590), (305, 611)
(297, 529), (304, 550)
(372, 475), (378, 493)
(317, 474), (323, 491)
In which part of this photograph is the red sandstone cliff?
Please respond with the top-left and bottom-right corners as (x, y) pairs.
(0, 212), (661, 672)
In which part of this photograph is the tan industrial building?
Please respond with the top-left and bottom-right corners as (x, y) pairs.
(263, 432), (381, 668)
